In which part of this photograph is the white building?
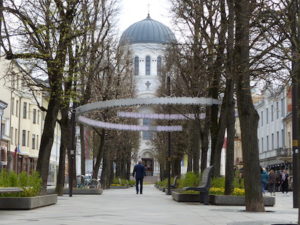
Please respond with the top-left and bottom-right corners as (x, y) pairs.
(256, 87), (292, 171)
(120, 14), (176, 176)
(0, 58), (61, 184)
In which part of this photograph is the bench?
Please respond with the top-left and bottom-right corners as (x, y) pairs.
(183, 166), (214, 205)
(170, 176), (178, 189)
(0, 187), (23, 194)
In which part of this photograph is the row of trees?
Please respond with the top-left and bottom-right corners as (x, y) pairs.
(0, 0), (139, 192)
(153, 0), (299, 214)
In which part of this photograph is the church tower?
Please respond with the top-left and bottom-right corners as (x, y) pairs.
(120, 14), (176, 177)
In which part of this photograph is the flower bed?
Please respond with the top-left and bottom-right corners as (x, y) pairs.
(0, 171), (57, 209)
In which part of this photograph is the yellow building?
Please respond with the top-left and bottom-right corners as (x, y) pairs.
(0, 58), (61, 183)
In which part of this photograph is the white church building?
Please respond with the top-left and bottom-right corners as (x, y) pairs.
(120, 14), (176, 176)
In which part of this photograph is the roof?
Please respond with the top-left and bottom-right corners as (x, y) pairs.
(120, 14), (176, 45)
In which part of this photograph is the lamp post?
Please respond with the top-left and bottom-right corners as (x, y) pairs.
(166, 75), (171, 195)
(292, 57), (299, 209)
(69, 102), (77, 197)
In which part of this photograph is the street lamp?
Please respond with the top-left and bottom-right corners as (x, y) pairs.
(292, 69), (299, 208)
(69, 102), (77, 197)
(166, 75), (171, 195)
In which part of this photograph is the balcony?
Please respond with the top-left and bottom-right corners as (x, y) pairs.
(276, 148), (292, 158)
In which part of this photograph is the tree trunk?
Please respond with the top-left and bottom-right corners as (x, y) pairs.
(225, 79), (235, 195)
(187, 153), (193, 172)
(192, 120), (200, 173)
(55, 109), (70, 195)
(93, 129), (105, 179)
(200, 127), (209, 172)
(225, 0), (235, 196)
(172, 157), (181, 177)
(234, 0), (265, 212)
(55, 131), (66, 195)
(36, 92), (60, 190)
(212, 102), (227, 177)
(80, 125), (86, 176)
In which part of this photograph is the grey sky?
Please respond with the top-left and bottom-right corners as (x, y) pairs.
(118, 0), (173, 35)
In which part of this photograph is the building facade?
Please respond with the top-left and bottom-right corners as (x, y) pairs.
(0, 58), (61, 184)
(256, 87), (292, 172)
(120, 14), (176, 176)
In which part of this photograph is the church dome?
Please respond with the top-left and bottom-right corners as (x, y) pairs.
(120, 14), (176, 45)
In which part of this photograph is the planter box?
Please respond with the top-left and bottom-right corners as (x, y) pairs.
(172, 191), (202, 202)
(109, 186), (129, 189)
(209, 195), (275, 206)
(63, 188), (103, 195)
(0, 194), (57, 210)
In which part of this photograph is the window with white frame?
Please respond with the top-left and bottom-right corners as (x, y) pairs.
(281, 98), (285, 117)
(134, 56), (139, 75)
(22, 130), (26, 146)
(32, 134), (36, 149)
(23, 102), (27, 119)
(271, 105), (274, 121)
(27, 131), (30, 147)
(157, 56), (162, 76)
(33, 109), (37, 124)
(145, 56), (151, 75)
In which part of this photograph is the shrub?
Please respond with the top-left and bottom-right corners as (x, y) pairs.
(209, 176), (245, 196)
(111, 177), (132, 186)
(0, 170), (42, 197)
(177, 172), (199, 189)
(211, 177), (225, 188)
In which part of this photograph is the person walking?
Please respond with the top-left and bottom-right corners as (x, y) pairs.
(260, 167), (269, 194)
(133, 159), (146, 194)
(268, 169), (276, 196)
(280, 169), (289, 195)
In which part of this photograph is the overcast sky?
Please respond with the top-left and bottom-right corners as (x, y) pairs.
(118, 0), (173, 36)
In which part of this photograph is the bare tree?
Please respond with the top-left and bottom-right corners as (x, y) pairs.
(234, 0), (265, 212)
(0, 0), (81, 189)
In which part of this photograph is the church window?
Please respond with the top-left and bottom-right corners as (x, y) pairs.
(146, 56), (151, 75)
(134, 56), (139, 75)
(143, 118), (153, 140)
(157, 56), (162, 76)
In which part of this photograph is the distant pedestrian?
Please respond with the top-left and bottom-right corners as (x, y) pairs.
(260, 167), (269, 194)
(275, 171), (281, 192)
(280, 169), (289, 195)
(133, 159), (146, 194)
(268, 169), (276, 196)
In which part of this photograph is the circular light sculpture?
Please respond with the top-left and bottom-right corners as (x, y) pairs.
(76, 97), (219, 132)
(117, 111), (206, 120)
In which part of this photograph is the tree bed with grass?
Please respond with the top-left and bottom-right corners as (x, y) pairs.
(0, 171), (57, 209)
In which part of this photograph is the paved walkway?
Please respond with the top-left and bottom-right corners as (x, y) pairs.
(0, 185), (298, 225)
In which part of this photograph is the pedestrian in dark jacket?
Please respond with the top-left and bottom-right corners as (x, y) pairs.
(268, 169), (276, 196)
(133, 160), (146, 194)
(280, 169), (289, 195)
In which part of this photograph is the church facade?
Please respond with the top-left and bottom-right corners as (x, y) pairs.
(120, 15), (176, 176)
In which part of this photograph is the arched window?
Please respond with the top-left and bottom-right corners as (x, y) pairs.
(134, 56), (139, 75)
(157, 56), (162, 76)
(145, 56), (151, 75)
(143, 119), (153, 140)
